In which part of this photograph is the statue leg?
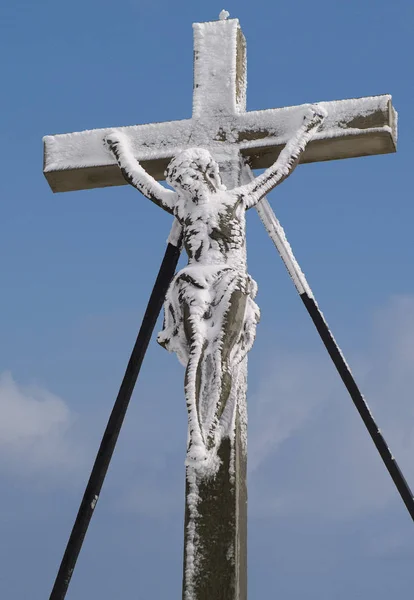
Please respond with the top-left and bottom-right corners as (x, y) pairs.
(204, 289), (248, 448)
(177, 271), (259, 458)
(182, 300), (209, 461)
(220, 289), (248, 413)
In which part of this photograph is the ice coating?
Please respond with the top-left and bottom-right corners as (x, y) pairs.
(43, 94), (396, 188)
(105, 105), (325, 471)
(192, 18), (246, 117)
(157, 146), (260, 462)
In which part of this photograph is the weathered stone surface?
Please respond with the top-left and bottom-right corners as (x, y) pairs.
(182, 411), (247, 600)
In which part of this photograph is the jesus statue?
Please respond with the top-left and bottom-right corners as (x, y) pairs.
(104, 104), (326, 464)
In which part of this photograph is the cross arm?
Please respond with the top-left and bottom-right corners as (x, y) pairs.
(43, 119), (194, 193)
(44, 95), (396, 194)
(231, 94), (396, 169)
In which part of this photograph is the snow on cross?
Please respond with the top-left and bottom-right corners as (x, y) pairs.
(43, 18), (396, 194)
(44, 16), (400, 600)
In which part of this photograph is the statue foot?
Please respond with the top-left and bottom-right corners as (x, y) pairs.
(186, 443), (208, 464)
(185, 442), (222, 477)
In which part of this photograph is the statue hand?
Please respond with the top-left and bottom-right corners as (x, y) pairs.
(303, 104), (327, 129)
(103, 129), (126, 154)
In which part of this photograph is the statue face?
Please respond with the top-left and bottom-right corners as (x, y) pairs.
(166, 149), (224, 200)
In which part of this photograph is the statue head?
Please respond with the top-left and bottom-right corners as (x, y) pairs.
(165, 148), (225, 201)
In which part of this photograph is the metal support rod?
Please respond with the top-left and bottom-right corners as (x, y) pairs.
(252, 181), (414, 522)
(49, 240), (181, 600)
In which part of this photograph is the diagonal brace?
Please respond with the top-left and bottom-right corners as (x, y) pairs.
(48, 235), (182, 600)
(243, 164), (414, 522)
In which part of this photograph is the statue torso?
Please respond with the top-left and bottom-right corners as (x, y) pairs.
(174, 191), (247, 270)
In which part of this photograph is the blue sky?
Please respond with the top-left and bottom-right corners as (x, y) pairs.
(1, 0), (414, 598)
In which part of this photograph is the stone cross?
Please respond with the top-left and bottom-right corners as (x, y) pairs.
(43, 15), (396, 600)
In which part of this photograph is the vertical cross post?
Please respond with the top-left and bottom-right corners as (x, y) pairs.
(182, 19), (248, 600)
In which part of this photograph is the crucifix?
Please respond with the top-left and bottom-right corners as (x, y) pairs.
(44, 13), (413, 600)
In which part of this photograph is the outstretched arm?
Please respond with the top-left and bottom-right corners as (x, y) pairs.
(235, 105), (327, 208)
(104, 130), (177, 215)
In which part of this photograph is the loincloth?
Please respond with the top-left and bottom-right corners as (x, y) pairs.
(157, 264), (260, 366)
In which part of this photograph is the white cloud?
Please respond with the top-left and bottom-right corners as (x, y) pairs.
(248, 295), (414, 520)
(0, 372), (85, 477)
(248, 352), (337, 473)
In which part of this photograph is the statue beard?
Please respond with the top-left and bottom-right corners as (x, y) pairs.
(187, 187), (208, 205)
(174, 176), (214, 205)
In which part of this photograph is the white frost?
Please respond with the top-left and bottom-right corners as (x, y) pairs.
(157, 147), (261, 464)
(167, 218), (183, 247)
(104, 106), (325, 470)
(44, 94), (395, 178)
(219, 9), (230, 20)
(192, 18), (246, 117)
